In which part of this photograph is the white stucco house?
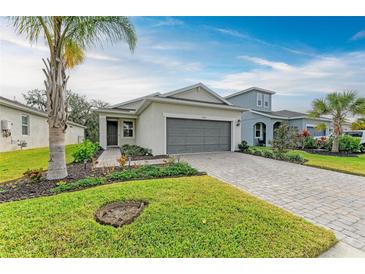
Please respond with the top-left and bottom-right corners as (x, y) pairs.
(0, 96), (86, 152)
(95, 83), (247, 155)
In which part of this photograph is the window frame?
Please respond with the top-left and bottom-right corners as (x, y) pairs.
(256, 93), (263, 107)
(263, 94), (269, 108)
(255, 123), (262, 139)
(21, 114), (30, 136)
(122, 120), (134, 138)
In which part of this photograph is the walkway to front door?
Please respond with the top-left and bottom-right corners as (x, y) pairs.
(181, 152), (365, 255)
(95, 147), (121, 168)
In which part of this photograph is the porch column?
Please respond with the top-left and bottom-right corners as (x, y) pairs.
(99, 114), (107, 149)
(266, 121), (274, 146)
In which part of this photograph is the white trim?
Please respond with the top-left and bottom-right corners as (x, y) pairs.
(162, 112), (236, 154)
(263, 94), (269, 108)
(110, 92), (160, 108)
(256, 93), (263, 107)
(160, 82), (233, 106)
(145, 97), (247, 111)
(21, 113), (30, 136)
(122, 120), (135, 139)
(225, 87), (276, 99)
(254, 123), (263, 139)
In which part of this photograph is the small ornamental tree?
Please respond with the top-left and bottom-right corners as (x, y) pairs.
(272, 122), (298, 153)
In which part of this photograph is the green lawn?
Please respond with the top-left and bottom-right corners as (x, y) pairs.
(0, 176), (336, 258)
(250, 146), (365, 176)
(0, 144), (79, 183)
(293, 150), (365, 176)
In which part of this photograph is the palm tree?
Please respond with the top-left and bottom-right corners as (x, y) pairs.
(10, 17), (137, 179)
(309, 91), (365, 152)
(351, 117), (365, 130)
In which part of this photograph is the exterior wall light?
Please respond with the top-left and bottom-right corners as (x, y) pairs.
(236, 119), (241, 126)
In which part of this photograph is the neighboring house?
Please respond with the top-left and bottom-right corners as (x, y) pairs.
(225, 87), (332, 146)
(95, 83), (246, 154)
(0, 96), (86, 152)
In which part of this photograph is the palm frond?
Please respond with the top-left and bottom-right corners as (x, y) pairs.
(309, 98), (328, 117)
(351, 97), (365, 115)
(63, 16), (137, 52)
(64, 40), (85, 69)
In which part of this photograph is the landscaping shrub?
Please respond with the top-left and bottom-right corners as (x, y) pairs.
(339, 135), (362, 153)
(72, 140), (99, 163)
(263, 150), (275, 159)
(303, 136), (317, 149)
(51, 177), (104, 193)
(243, 146), (305, 164)
(23, 168), (43, 183)
(238, 140), (249, 152)
(272, 122), (298, 152)
(286, 153), (306, 164)
(316, 136), (327, 149)
(108, 162), (198, 181)
(121, 144), (152, 157)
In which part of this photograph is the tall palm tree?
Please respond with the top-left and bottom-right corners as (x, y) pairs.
(10, 17), (137, 179)
(309, 91), (365, 152)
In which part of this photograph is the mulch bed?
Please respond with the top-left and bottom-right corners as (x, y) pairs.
(128, 155), (169, 161)
(303, 149), (361, 157)
(0, 159), (205, 203)
(0, 161), (112, 203)
(94, 200), (148, 227)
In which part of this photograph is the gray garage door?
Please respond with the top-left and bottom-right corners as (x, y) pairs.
(166, 118), (231, 154)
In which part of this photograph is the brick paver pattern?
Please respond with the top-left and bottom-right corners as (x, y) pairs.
(181, 152), (365, 252)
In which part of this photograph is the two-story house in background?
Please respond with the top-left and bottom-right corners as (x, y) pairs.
(225, 87), (331, 146)
(96, 83), (331, 154)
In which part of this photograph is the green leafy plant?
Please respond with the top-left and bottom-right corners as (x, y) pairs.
(303, 136), (317, 149)
(121, 144), (152, 157)
(72, 140), (99, 163)
(108, 162), (198, 181)
(272, 122), (298, 153)
(51, 177), (104, 193)
(238, 140), (249, 152)
(339, 135), (362, 153)
(23, 168), (43, 183)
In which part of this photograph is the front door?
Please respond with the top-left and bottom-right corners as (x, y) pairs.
(107, 121), (118, 146)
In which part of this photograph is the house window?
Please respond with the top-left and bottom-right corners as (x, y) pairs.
(306, 126), (326, 137)
(123, 121), (134, 137)
(255, 123), (262, 138)
(264, 94), (269, 108)
(21, 114), (29, 135)
(257, 93), (263, 107)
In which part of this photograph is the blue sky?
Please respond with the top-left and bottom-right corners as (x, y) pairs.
(1, 16), (365, 112)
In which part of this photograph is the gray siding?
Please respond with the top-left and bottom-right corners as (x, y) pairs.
(228, 90), (272, 111)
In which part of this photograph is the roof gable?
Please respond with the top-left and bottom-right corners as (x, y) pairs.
(161, 83), (232, 105)
(225, 87), (276, 99)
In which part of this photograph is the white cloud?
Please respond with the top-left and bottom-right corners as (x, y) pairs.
(153, 17), (184, 27)
(350, 30), (365, 41)
(208, 52), (365, 96)
(214, 27), (320, 57)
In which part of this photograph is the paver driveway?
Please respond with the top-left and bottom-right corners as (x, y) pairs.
(181, 152), (365, 252)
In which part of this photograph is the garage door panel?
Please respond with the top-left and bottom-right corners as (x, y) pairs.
(167, 118), (231, 154)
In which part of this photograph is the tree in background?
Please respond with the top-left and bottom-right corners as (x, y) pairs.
(11, 17), (137, 179)
(351, 117), (365, 130)
(23, 89), (47, 112)
(22, 89), (109, 142)
(309, 91), (365, 152)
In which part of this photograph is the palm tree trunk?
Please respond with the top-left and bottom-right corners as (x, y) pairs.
(43, 57), (69, 180)
(47, 126), (67, 179)
(332, 135), (340, 153)
(331, 118), (342, 153)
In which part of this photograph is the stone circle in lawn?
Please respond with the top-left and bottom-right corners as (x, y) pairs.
(94, 200), (148, 227)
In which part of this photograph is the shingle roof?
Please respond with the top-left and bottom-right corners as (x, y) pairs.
(272, 110), (308, 118)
